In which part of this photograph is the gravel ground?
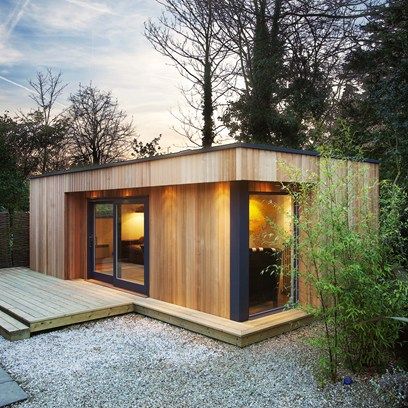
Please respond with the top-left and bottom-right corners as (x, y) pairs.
(0, 315), (396, 408)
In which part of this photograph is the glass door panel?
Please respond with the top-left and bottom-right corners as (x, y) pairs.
(94, 203), (114, 277)
(117, 203), (145, 286)
(248, 194), (294, 316)
(88, 198), (148, 294)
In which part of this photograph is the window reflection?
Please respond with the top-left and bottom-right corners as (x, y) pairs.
(249, 194), (293, 315)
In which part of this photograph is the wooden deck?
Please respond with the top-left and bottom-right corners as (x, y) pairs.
(0, 268), (311, 346)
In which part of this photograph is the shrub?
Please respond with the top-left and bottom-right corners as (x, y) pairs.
(281, 156), (408, 382)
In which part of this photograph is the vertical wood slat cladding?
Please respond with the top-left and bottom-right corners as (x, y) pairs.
(149, 183), (230, 318)
(30, 146), (379, 318)
(248, 160), (380, 309)
(64, 149), (237, 192)
(297, 159), (379, 308)
(248, 182), (287, 192)
(30, 147), (322, 280)
(237, 149), (319, 182)
(65, 193), (87, 279)
(62, 184), (231, 318)
(30, 177), (66, 277)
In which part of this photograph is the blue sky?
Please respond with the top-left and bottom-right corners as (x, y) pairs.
(0, 0), (187, 150)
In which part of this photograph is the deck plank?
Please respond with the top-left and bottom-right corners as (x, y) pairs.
(0, 279), (78, 315)
(0, 273), (119, 309)
(1, 268), (135, 306)
(0, 310), (30, 341)
(0, 267), (311, 346)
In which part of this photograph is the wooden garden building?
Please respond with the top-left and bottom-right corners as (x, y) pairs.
(0, 143), (378, 344)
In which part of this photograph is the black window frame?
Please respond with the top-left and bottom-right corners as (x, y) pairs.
(230, 182), (299, 322)
(87, 196), (149, 295)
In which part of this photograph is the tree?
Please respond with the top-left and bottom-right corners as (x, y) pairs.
(249, 0), (275, 142)
(11, 69), (70, 176)
(336, 0), (408, 187)
(68, 84), (134, 165)
(219, 0), (376, 147)
(0, 114), (28, 212)
(145, 0), (232, 147)
(131, 134), (162, 159)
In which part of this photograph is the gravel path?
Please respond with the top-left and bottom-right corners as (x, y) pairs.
(0, 315), (393, 408)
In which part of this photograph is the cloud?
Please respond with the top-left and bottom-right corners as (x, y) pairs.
(0, 0), (193, 149)
(64, 0), (116, 15)
(3, 0), (31, 40)
(0, 0), (30, 64)
(26, 2), (107, 32)
(0, 43), (22, 65)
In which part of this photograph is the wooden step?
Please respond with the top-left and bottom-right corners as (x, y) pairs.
(134, 297), (312, 347)
(0, 310), (30, 341)
(133, 298), (244, 346)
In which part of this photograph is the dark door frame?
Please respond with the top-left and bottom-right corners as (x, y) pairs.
(87, 196), (149, 295)
(230, 182), (299, 322)
(230, 181), (249, 322)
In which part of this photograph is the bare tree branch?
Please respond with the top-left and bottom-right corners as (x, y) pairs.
(67, 84), (134, 165)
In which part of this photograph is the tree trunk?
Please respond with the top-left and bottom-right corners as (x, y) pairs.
(92, 148), (100, 165)
(249, 0), (273, 143)
(202, 57), (214, 148)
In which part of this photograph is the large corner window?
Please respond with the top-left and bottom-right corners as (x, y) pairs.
(249, 193), (295, 316)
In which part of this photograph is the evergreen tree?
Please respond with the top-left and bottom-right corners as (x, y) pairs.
(338, 0), (408, 186)
(0, 115), (28, 212)
(249, 0), (273, 142)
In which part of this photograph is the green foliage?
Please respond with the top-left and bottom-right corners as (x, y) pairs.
(14, 109), (70, 176)
(131, 135), (162, 159)
(337, 0), (408, 187)
(281, 155), (407, 382)
(222, 0), (332, 148)
(0, 114), (29, 212)
(249, 0), (274, 142)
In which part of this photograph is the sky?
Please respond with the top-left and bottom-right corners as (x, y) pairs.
(0, 0), (193, 151)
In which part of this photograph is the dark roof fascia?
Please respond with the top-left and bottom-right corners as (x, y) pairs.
(29, 142), (380, 180)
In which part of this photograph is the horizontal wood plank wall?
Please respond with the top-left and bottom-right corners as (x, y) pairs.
(64, 184), (230, 318)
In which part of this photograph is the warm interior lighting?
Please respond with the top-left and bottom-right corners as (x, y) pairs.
(249, 193), (294, 315)
(249, 195), (292, 249)
(249, 199), (264, 236)
(121, 210), (144, 240)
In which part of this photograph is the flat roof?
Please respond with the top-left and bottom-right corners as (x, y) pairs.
(30, 142), (379, 179)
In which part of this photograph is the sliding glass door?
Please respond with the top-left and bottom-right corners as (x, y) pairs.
(88, 198), (149, 294)
(116, 203), (146, 287)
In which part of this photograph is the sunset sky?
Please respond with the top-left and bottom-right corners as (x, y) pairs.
(0, 0), (193, 151)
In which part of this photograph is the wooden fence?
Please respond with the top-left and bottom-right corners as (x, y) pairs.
(0, 211), (29, 268)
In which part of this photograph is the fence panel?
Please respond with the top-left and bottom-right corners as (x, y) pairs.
(11, 211), (30, 267)
(0, 212), (11, 268)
